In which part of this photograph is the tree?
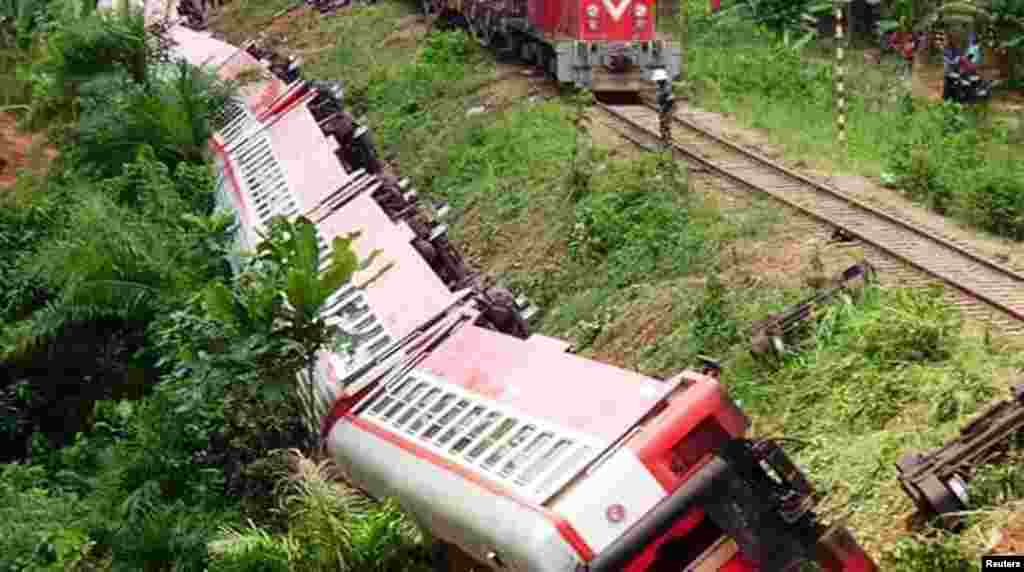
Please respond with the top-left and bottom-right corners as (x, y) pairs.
(200, 215), (383, 451)
(0, 147), (233, 455)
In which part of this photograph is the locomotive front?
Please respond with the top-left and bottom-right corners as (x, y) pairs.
(561, 0), (680, 91)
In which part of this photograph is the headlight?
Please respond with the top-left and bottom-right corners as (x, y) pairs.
(586, 4), (599, 18)
(634, 3), (647, 17)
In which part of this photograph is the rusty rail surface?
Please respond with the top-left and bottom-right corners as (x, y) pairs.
(750, 261), (874, 358)
(597, 102), (1024, 335)
(896, 383), (1024, 527)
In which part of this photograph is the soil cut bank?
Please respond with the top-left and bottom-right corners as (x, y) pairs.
(0, 112), (54, 189)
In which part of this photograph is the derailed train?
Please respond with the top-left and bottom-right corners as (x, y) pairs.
(165, 18), (877, 572)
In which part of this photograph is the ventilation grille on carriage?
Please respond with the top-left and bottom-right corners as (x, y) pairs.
(214, 99), (298, 227)
(320, 280), (393, 373)
(213, 98), (394, 397)
(355, 371), (604, 504)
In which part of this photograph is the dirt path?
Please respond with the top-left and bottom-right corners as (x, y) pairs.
(0, 112), (54, 190)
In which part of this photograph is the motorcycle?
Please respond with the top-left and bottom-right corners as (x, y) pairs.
(943, 51), (992, 105)
(944, 70), (992, 104)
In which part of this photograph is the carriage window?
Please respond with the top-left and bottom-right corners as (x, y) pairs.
(408, 392), (455, 435)
(370, 376), (413, 415)
(500, 431), (553, 478)
(396, 388), (442, 428)
(425, 399), (469, 441)
(467, 418), (518, 463)
(438, 405), (485, 447)
(451, 412), (501, 455)
(483, 425), (536, 472)
(382, 381), (427, 421)
(516, 438), (573, 486)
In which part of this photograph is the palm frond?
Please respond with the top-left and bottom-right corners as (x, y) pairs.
(1, 278), (160, 360)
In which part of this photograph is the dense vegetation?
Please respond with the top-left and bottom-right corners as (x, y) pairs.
(0, 2), (431, 570)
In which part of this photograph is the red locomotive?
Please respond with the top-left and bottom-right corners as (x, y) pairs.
(424, 0), (681, 91)
(163, 19), (876, 572)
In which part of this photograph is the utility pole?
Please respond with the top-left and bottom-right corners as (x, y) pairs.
(834, 0), (847, 149)
(654, 68), (674, 152)
(653, 68), (676, 178)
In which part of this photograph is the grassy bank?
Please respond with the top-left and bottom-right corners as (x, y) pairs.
(672, 1), (1024, 243)
(202, 2), (1024, 568)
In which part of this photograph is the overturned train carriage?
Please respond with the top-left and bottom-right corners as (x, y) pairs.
(320, 311), (879, 572)
(167, 22), (875, 572)
(426, 0), (681, 91)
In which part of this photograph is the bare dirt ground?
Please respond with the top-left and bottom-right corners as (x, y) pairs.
(993, 511), (1024, 554)
(0, 112), (54, 190)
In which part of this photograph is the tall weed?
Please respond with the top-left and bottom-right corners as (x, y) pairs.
(726, 284), (1016, 548)
(884, 99), (1024, 238)
(881, 534), (976, 571)
(208, 451), (430, 572)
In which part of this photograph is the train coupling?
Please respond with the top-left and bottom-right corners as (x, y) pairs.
(582, 438), (877, 571)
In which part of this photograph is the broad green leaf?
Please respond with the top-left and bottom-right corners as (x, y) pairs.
(258, 381), (291, 404)
(285, 267), (315, 321)
(318, 233), (361, 306)
(292, 217), (319, 276)
(203, 282), (238, 325)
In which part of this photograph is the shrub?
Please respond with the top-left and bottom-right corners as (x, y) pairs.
(68, 61), (233, 178)
(569, 156), (712, 287)
(417, 29), (477, 69)
(0, 463), (92, 572)
(741, 0), (816, 33)
(883, 100), (1024, 239)
(208, 523), (294, 572)
(966, 166), (1024, 240)
(853, 286), (960, 364)
(881, 535), (976, 571)
(207, 451), (431, 572)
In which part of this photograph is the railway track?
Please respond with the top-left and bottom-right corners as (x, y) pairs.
(598, 101), (1024, 335)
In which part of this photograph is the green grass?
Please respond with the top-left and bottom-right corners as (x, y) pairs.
(0, 45), (32, 110)
(670, 1), (1024, 241)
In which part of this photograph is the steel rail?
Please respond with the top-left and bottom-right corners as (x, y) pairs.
(596, 101), (1024, 327)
